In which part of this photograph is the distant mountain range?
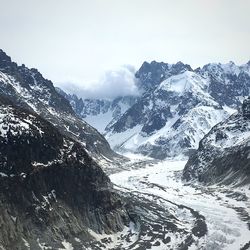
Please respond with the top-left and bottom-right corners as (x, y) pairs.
(60, 60), (250, 159)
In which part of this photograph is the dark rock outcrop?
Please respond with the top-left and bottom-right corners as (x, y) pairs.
(243, 97), (250, 119)
(183, 99), (250, 186)
(197, 62), (250, 107)
(135, 60), (193, 91)
(0, 97), (130, 250)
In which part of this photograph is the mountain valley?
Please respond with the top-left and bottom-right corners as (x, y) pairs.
(0, 49), (250, 250)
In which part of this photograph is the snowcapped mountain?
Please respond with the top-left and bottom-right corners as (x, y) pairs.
(106, 61), (250, 158)
(197, 61), (250, 107)
(57, 88), (138, 133)
(135, 60), (193, 91)
(0, 49), (120, 163)
(105, 71), (234, 158)
(183, 98), (250, 186)
(0, 96), (131, 249)
(61, 59), (250, 159)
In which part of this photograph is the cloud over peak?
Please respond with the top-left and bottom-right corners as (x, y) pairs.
(57, 65), (139, 100)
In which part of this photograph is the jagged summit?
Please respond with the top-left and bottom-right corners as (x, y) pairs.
(135, 60), (193, 91)
(0, 49), (16, 70)
(0, 49), (119, 162)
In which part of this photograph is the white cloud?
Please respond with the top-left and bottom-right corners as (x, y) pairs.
(57, 65), (140, 100)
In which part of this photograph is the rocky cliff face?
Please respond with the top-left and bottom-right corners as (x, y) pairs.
(135, 60), (193, 92)
(183, 99), (250, 186)
(197, 62), (250, 107)
(0, 96), (131, 250)
(0, 49), (119, 163)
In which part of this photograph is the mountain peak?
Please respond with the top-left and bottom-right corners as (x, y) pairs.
(135, 60), (193, 92)
(175, 61), (185, 66)
(0, 49), (13, 69)
(171, 61), (193, 73)
(0, 49), (9, 57)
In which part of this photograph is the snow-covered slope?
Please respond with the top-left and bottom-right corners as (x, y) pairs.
(106, 71), (236, 159)
(197, 61), (250, 107)
(158, 71), (209, 94)
(135, 60), (193, 91)
(183, 99), (250, 186)
(57, 88), (138, 133)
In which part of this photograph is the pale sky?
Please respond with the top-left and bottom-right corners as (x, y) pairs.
(1, 0), (250, 98)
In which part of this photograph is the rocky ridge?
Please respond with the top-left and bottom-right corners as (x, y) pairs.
(0, 49), (120, 165)
(0, 96), (131, 250)
(183, 98), (250, 186)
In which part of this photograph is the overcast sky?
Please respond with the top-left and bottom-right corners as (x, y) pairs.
(1, 0), (250, 98)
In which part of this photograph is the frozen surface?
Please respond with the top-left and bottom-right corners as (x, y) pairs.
(110, 159), (250, 249)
